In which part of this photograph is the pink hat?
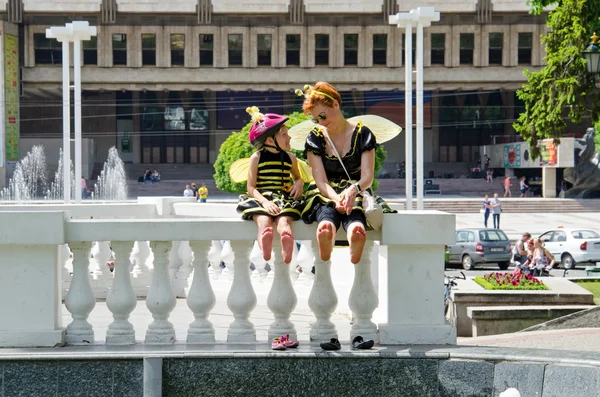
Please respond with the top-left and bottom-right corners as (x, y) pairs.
(246, 107), (288, 148)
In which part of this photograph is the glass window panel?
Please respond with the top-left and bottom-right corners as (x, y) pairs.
(228, 34), (243, 66)
(286, 34), (300, 66)
(199, 34), (214, 66)
(112, 34), (127, 65)
(83, 36), (97, 65)
(431, 33), (445, 65)
(257, 34), (272, 66)
(488, 32), (503, 65)
(372, 34), (387, 66)
(34, 33), (62, 65)
(315, 34), (329, 66)
(142, 34), (156, 66)
(460, 33), (474, 65)
(518, 32), (533, 65)
(170, 34), (185, 66)
(344, 34), (358, 66)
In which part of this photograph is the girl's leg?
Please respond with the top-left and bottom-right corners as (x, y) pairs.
(316, 221), (336, 262)
(275, 216), (295, 264)
(347, 222), (367, 264)
(254, 215), (274, 261)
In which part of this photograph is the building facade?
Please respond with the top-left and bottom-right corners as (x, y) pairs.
(2, 0), (559, 173)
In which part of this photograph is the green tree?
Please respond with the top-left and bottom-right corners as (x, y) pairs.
(213, 112), (387, 193)
(513, 0), (600, 158)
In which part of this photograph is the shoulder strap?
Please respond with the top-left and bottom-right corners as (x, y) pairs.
(322, 128), (352, 181)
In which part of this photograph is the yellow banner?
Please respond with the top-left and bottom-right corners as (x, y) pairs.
(4, 34), (18, 163)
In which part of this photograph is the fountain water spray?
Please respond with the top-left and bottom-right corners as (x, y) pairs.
(94, 147), (128, 201)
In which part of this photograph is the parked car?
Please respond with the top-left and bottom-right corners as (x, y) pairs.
(538, 228), (600, 269)
(446, 228), (512, 270)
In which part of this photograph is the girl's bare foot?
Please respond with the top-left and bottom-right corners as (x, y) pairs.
(260, 227), (274, 261)
(317, 222), (335, 261)
(349, 226), (367, 264)
(280, 231), (294, 264)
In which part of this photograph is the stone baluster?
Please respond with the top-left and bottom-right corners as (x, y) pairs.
(106, 241), (137, 345)
(267, 241), (298, 340)
(173, 241), (193, 298)
(65, 241), (95, 345)
(59, 244), (73, 298)
(187, 240), (216, 343)
(221, 240), (235, 280)
(308, 244), (338, 341)
(131, 241), (152, 297)
(208, 240), (223, 278)
(146, 241), (177, 344)
(169, 241), (183, 293)
(90, 241), (113, 299)
(348, 241), (379, 343)
(226, 240), (257, 343)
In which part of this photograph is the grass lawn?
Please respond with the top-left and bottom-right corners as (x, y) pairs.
(574, 280), (600, 305)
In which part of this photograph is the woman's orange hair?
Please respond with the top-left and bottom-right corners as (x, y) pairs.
(300, 82), (342, 112)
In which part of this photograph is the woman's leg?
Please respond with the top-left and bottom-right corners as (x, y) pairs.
(347, 222), (367, 264)
(275, 216), (295, 264)
(254, 215), (274, 261)
(484, 212), (489, 228)
(316, 220), (336, 262)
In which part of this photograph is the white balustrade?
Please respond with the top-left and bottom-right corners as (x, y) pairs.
(297, 241), (315, 283)
(221, 240), (235, 281)
(59, 244), (73, 298)
(146, 241), (177, 344)
(308, 244), (338, 341)
(169, 240), (183, 294)
(106, 241), (137, 345)
(208, 240), (223, 278)
(186, 240), (216, 343)
(267, 241), (298, 341)
(90, 241), (113, 299)
(131, 240), (153, 297)
(226, 240), (257, 343)
(348, 241), (379, 343)
(65, 241), (95, 345)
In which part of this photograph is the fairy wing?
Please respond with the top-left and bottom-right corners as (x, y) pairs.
(348, 115), (402, 144)
(229, 158), (251, 183)
(289, 120), (317, 151)
(296, 158), (314, 183)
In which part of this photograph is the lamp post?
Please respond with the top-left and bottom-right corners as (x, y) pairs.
(46, 21), (97, 204)
(583, 32), (600, 86)
(390, 7), (440, 210)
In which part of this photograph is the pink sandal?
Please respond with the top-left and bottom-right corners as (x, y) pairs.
(271, 337), (286, 351)
(280, 334), (299, 348)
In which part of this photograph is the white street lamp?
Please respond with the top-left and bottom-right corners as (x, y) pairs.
(390, 7), (440, 210)
(46, 21), (97, 204)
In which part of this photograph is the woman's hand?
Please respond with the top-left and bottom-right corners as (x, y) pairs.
(339, 186), (358, 215)
(289, 179), (303, 200)
(262, 200), (280, 215)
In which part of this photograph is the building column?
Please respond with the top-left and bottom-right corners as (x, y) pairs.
(431, 90), (440, 162)
(132, 91), (141, 164)
(542, 167), (557, 198)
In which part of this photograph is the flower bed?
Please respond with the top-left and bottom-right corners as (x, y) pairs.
(474, 272), (549, 290)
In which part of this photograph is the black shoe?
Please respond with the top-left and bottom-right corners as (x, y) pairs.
(320, 338), (341, 350)
(352, 336), (374, 350)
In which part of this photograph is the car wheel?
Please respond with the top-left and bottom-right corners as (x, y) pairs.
(497, 261), (510, 270)
(561, 253), (576, 270)
(462, 255), (474, 270)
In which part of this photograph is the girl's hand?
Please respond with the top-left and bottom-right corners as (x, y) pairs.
(289, 179), (303, 200)
(262, 200), (280, 215)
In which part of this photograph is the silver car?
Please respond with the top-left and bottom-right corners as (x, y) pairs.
(446, 228), (512, 270)
(538, 228), (600, 269)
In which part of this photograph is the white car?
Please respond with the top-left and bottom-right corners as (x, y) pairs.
(538, 228), (600, 269)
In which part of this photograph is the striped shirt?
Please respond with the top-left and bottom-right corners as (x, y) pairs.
(255, 150), (292, 193)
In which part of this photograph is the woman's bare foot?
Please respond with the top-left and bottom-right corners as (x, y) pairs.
(317, 222), (335, 262)
(349, 226), (367, 264)
(260, 227), (274, 261)
(280, 231), (294, 264)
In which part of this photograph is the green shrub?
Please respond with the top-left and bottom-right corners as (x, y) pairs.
(214, 111), (388, 193)
(474, 272), (549, 291)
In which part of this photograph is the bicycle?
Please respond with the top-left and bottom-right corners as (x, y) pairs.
(444, 271), (466, 317)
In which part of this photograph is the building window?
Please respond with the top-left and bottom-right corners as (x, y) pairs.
(83, 36), (97, 65)
(142, 34), (156, 66)
(171, 34), (185, 66)
(315, 34), (329, 66)
(199, 34), (214, 66)
(488, 32), (503, 65)
(228, 34), (243, 66)
(257, 34), (272, 66)
(286, 34), (300, 66)
(372, 34), (387, 66)
(431, 33), (445, 65)
(518, 32), (533, 65)
(460, 33), (474, 65)
(402, 34), (416, 65)
(33, 33), (62, 65)
(112, 33), (127, 66)
(344, 34), (358, 66)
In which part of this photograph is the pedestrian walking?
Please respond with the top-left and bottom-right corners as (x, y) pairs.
(490, 193), (502, 229)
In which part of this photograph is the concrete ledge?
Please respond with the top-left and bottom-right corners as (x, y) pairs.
(467, 305), (594, 337)
(0, 329), (65, 348)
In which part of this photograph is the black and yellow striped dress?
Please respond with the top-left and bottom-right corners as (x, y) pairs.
(236, 150), (304, 221)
